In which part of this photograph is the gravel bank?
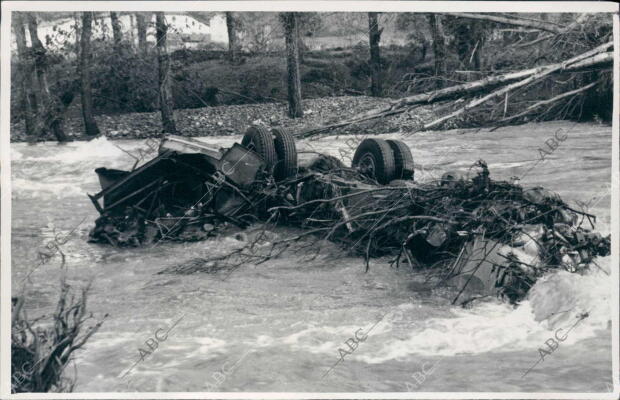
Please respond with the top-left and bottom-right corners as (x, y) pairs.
(10, 96), (438, 142)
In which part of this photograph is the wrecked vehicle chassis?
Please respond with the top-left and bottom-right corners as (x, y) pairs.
(88, 130), (610, 304)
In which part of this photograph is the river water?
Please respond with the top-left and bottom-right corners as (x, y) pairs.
(10, 121), (614, 393)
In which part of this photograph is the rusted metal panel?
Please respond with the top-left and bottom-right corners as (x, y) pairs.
(159, 135), (223, 161)
(220, 144), (265, 188)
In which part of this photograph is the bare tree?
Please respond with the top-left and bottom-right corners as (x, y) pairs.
(447, 17), (488, 71)
(110, 12), (129, 111)
(110, 12), (123, 52)
(136, 12), (148, 55)
(281, 12), (303, 118)
(79, 12), (100, 136)
(26, 14), (50, 100)
(26, 13), (69, 142)
(225, 12), (238, 63)
(12, 12), (38, 137)
(296, 13), (321, 64)
(155, 12), (177, 133)
(368, 12), (382, 96)
(129, 14), (135, 41)
(428, 14), (447, 88)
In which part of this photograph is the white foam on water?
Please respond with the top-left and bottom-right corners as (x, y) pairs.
(251, 335), (276, 348)
(526, 267), (611, 331)
(11, 137), (139, 197)
(11, 147), (23, 160)
(232, 266), (611, 365)
(11, 177), (87, 199)
(193, 336), (228, 354)
(353, 268), (611, 364)
(280, 323), (367, 355)
(28, 136), (129, 163)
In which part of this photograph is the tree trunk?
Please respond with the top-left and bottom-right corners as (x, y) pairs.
(136, 13), (147, 55)
(26, 13), (68, 142)
(26, 13), (50, 99)
(368, 13), (382, 97)
(225, 12), (237, 63)
(110, 12), (128, 111)
(110, 12), (123, 52)
(12, 12), (38, 137)
(282, 12), (303, 118)
(453, 19), (485, 72)
(428, 14), (447, 89)
(155, 12), (177, 133)
(129, 14), (135, 41)
(73, 12), (81, 53)
(79, 12), (100, 136)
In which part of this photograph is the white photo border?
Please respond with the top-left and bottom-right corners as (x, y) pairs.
(1, 2), (618, 399)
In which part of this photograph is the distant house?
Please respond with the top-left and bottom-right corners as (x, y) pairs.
(11, 12), (229, 52)
(164, 13), (228, 49)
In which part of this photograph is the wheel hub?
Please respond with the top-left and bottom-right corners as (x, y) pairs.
(358, 153), (376, 177)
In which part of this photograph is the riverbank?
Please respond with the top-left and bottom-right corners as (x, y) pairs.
(10, 96), (440, 142)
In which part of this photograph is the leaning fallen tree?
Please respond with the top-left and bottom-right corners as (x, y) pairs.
(87, 133), (610, 305)
(298, 40), (613, 138)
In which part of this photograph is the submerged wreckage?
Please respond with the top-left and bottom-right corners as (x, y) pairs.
(89, 127), (610, 304)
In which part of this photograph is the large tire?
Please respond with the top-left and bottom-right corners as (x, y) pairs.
(352, 138), (396, 184)
(272, 127), (298, 181)
(387, 139), (414, 180)
(241, 126), (277, 173)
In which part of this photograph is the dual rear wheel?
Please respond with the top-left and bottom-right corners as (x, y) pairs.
(241, 126), (298, 182)
(241, 128), (414, 186)
(352, 138), (414, 184)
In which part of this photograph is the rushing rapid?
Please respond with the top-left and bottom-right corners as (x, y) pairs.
(11, 121), (613, 392)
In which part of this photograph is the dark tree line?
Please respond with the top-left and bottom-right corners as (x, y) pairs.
(11, 11), (395, 138)
(12, 11), (179, 140)
(11, 11), (315, 139)
(14, 12), (607, 140)
(13, 12), (72, 141)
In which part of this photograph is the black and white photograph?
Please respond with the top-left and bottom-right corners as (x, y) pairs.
(1, 1), (618, 398)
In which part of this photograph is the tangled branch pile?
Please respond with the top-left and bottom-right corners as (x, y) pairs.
(11, 270), (107, 393)
(254, 157), (607, 302)
(89, 152), (610, 304)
